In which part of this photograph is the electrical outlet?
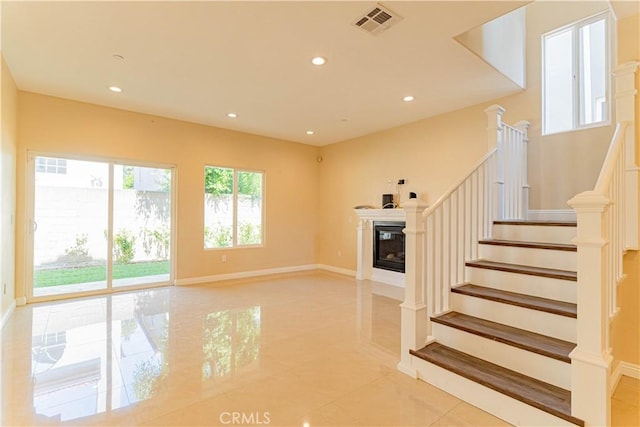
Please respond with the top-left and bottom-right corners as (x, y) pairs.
(221, 255), (227, 263)
(337, 250), (342, 257)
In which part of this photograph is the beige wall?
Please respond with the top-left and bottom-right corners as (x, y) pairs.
(1, 56), (18, 321)
(318, 1), (616, 270)
(318, 102), (490, 271)
(15, 92), (320, 300)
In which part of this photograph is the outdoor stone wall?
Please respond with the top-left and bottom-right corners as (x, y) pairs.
(34, 187), (170, 267)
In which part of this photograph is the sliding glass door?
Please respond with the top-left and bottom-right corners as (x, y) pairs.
(30, 155), (174, 299)
(32, 158), (110, 297)
(112, 165), (172, 288)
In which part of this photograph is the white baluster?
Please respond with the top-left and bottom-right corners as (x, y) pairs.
(457, 188), (465, 281)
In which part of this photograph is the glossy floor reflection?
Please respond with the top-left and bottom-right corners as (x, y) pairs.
(2, 272), (638, 426)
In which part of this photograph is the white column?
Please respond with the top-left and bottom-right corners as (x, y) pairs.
(356, 218), (372, 280)
(485, 105), (505, 220)
(614, 61), (639, 250)
(397, 199), (429, 378)
(515, 120), (530, 220)
(567, 191), (612, 427)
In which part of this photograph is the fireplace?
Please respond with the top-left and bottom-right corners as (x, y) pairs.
(373, 222), (405, 273)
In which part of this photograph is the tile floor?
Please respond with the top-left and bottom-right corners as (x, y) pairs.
(1, 272), (638, 426)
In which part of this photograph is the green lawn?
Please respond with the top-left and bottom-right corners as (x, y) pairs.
(34, 261), (170, 288)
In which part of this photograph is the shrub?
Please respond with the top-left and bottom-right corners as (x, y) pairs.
(65, 233), (89, 258)
(141, 227), (170, 260)
(114, 229), (136, 264)
(204, 224), (232, 248)
(239, 222), (261, 245)
(61, 233), (91, 263)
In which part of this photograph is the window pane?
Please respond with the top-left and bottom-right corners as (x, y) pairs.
(237, 171), (263, 246)
(579, 19), (606, 125)
(112, 165), (172, 288)
(544, 29), (574, 134)
(204, 167), (234, 248)
(33, 158), (109, 297)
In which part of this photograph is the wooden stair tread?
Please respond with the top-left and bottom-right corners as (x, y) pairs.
(494, 220), (576, 227)
(452, 284), (577, 318)
(431, 312), (575, 362)
(479, 239), (576, 252)
(466, 260), (577, 281)
(410, 343), (584, 426)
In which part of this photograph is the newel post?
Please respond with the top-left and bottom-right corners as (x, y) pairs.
(397, 199), (429, 378)
(614, 61), (639, 250)
(485, 105), (505, 221)
(484, 104), (505, 151)
(567, 191), (612, 427)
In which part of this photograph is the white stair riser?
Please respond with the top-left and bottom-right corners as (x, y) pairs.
(466, 267), (577, 304)
(432, 322), (571, 389)
(450, 293), (576, 343)
(478, 245), (576, 271)
(411, 356), (576, 426)
(493, 224), (576, 245)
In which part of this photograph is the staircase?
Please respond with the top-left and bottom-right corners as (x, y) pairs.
(410, 220), (583, 426)
(398, 62), (638, 427)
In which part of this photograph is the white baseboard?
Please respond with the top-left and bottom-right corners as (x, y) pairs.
(316, 264), (356, 277)
(371, 268), (405, 287)
(527, 209), (576, 221)
(1, 300), (16, 330)
(611, 361), (640, 393)
(175, 264), (319, 286)
(176, 264), (358, 286)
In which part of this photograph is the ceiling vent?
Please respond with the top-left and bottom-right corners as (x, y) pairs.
(353, 3), (403, 36)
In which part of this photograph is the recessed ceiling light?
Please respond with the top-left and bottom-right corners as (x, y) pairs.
(306, 130), (315, 135)
(108, 86), (123, 93)
(403, 95), (415, 102)
(227, 112), (238, 118)
(311, 56), (327, 66)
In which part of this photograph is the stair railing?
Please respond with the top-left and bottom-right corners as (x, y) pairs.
(567, 61), (639, 427)
(398, 105), (529, 377)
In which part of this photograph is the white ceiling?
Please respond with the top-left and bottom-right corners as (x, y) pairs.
(2, 1), (528, 146)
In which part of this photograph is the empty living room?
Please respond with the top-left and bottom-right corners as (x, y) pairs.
(1, 1), (639, 426)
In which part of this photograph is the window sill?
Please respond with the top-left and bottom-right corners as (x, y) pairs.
(204, 244), (264, 251)
(542, 120), (612, 137)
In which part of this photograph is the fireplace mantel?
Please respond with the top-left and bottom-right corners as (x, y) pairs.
(354, 208), (407, 287)
(354, 208), (406, 222)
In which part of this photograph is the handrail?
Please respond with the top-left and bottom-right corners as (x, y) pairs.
(423, 148), (498, 218)
(594, 122), (629, 193)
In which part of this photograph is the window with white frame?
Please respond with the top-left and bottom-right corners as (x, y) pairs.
(204, 166), (263, 249)
(542, 12), (610, 135)
(35, 157), (67, 174)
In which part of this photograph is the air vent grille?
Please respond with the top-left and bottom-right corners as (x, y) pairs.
(353, 3), (402, 36)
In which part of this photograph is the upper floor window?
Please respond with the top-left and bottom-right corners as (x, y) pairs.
(36, 157), (67, 174)
(542, 13), (610, 135)
(204, 166), (264, 249)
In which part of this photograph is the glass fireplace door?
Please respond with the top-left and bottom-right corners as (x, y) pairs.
(373, 222), (405, 273)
